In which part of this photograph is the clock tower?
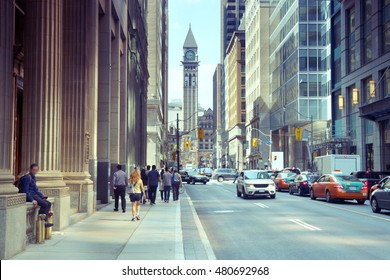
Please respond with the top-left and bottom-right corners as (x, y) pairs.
(182, 26), (199, 133)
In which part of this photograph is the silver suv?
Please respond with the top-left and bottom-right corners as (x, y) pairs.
(236, 170), (276, 199)
(212, 168), (237, 182)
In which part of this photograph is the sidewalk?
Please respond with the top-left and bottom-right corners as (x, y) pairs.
(13, 198), (185, 260)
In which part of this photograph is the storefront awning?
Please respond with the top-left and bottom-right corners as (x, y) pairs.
(360, 98), (390, 121)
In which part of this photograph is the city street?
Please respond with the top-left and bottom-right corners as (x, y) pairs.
(185, 180), (390, 260)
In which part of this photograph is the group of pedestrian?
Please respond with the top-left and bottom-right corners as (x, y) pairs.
(112, 164), (183, 222)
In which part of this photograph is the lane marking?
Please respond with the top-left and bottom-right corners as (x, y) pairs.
(213, 210), (235, 214)
(254, 203), (270, 209)
(290, 219), (322, 231)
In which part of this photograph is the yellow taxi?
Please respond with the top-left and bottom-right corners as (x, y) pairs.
(310, 173), (367, 204)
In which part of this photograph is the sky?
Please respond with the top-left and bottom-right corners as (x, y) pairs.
(168, 0), (220, 110)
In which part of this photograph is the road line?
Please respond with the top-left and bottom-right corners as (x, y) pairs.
(213, 210), (235, 213)
(185, 197), (217, 260)
(317, 202), (390, 222)
(290, 219), (322, 231)
(254, 203), (270, 209)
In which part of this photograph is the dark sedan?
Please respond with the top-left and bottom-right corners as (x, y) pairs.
(289, 175), (319, 196)
(370, 179), (390, 213)
(186, 171), (209, 185)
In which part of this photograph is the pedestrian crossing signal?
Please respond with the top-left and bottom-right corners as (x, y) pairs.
(252, 138), (258, 147)
(184, 140), (190, 149)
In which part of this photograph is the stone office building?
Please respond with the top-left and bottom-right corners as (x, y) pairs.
(0, 0), (148, 259)
(331, 0), (390, 171)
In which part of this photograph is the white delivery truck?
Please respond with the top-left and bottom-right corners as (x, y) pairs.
(314, 154), (361, 175)
(271, 152), (284, 171)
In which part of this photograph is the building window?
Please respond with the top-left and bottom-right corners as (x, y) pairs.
(383, 68), (390, 97)
(332, 12), (342, 88)
(363, 0), (373, 63)
(363, 76), (373, 104)
(347, 6), (357, 73)
(384, 0), (390, 53)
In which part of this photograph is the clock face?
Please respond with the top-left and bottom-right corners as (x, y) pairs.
(185, 50), (195, 60)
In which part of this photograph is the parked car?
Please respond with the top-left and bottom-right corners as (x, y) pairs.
(236, 170), (276, 199)
(179, 170), (190, 183)
(350, 171), (381, 198)
(200, 168), (213, 177)
(370, 179), (390, 213)
(289, 174), (319, 196)
(370, 176), (390, 197)
(274, 172), (297, 192)
(212, 168), (237, 182)
(310, 174), (367, 204)
(186, 171), (209, 185)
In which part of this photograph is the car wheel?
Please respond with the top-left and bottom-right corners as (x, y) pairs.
(325, 190), (333, 203)
(236, 187), (241, 197)
(371, 197), (381, 213)
(242, 187), (248, 199)
(270, 194), (276, 199)
(203, 181), (207, 184)
(192, 179), (196, 185)
(357, 199), (365, 205)
(310, 189), (316, 200)
(218, 176), (224, 183)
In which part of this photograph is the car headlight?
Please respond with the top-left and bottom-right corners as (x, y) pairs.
(245, 184), (255, 188)
(268, 183), (275, 186)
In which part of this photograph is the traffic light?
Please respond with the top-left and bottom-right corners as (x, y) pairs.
(172, 152), (176, 161)
(295, 128), (303, 141)
(251, 138), (258, 147)
(273, 155), (277, 161)
(198, 128), (205, 140)
(184, 140), (190, 149)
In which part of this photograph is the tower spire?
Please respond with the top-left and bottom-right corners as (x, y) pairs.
(183, 25), (198, 49)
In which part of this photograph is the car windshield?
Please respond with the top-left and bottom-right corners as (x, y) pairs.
(296, 175), (308, 181)
(307, 175), (319, 182)
(335, 175), (361, 182)
(244, 172), (270, 180)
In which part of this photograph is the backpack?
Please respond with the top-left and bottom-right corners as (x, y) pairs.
(13, 174), (31, 193)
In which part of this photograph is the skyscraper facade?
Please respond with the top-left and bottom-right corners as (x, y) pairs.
(220, 0), (246, 60)
(269, 0), (331, 169)
(331, 0), (390, 171)
(146, 0), (169, 167)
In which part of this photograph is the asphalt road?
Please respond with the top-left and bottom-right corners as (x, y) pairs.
(185, 179), (390, 260)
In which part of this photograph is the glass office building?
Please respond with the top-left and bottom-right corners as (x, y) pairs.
(268, 0), (331, 169)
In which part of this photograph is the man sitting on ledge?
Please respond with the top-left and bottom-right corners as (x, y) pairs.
(21, 163), (54, 228)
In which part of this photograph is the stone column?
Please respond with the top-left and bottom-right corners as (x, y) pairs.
(120, 35), (128, 170)
(97, 0), (111, 204)
(0, 0), (27, 259)
(110, 20), (121, 176)
(62, 0), (98, 216)
(23, 0), (69, 230)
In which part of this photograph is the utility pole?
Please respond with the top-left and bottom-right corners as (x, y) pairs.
(176, 113), (180, 170)
(310, 115), (314, 171)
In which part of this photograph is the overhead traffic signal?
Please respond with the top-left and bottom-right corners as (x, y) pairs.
(295, 128), (303, 141)
(198, 128), (205, 140)
(252, 138), (258, 147)
(184, 140), (190, 149)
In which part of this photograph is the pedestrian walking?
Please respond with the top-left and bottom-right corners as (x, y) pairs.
(141, 167), (149, 204)
(172, 169), (182, 201)
(112, 164), (128, 213)
(147, 165), (160, 205)
(128, 169), (146, 221)
(159, 168), (165, 201)
(162, 167), (173, 202)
